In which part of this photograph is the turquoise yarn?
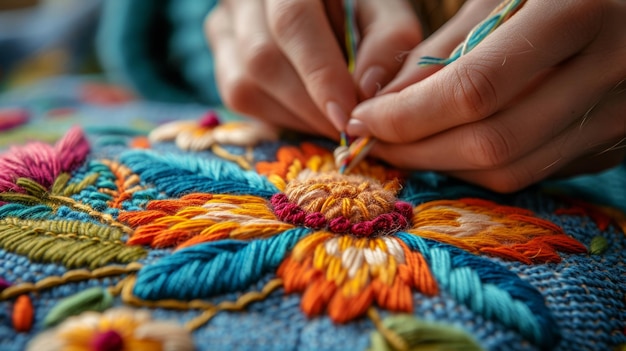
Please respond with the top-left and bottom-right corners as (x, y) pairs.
(134, 228), (311, 300)
(397, 233), (560, 350)
(120, 150), (278, 198)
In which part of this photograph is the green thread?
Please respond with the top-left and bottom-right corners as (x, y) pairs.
(51, 172), (100, 197)
(1, 177), (133, 234)
(369, 314), (483, 351)
(0, 263), (142, 300)
(51, 173), (72, 195)
(0, 193), (41, 205)
(0, 218), (146, 269)
(44, 287), (114, 327)
(18, 178), (48, 198)
(589, 236), (609, 255)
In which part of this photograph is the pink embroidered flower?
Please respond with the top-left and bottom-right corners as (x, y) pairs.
(0, 126), (89, 193)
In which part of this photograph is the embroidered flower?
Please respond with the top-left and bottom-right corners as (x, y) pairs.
(26, 308), (194, 351)
(0, 126), (89, 193)
(118, 142), (588, 349)
(149, 112), (278, 151)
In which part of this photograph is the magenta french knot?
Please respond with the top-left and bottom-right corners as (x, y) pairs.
(90, 330), (124, 351)
(198, 111), (221, 128)
(270, 194), (412, 237)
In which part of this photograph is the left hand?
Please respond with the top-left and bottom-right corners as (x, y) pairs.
(347, 0), (626, 192)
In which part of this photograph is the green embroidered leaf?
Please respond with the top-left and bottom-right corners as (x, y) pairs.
(50, 173), (72, 195)
(60, 173), (100, 197)
(0, 218), (146, 269)
(589, 236), (609, 255)
(44, 287), (113, 327)
(369, 314), (483, 351)
(0, 192), (41, 205)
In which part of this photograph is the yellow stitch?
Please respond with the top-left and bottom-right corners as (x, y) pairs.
(120, 276), (217, 311)
(268, 175), (286, 192)
(341, 198), (351, 218)
(338, 235), (352, 251)
(367, 307), (409, 351)
(285, 159), (302, 181)
(185, 278), (283, 331)
(0, 264), (141, 300)
(313, 244), (328, 270)
(353, 199), (370, 220)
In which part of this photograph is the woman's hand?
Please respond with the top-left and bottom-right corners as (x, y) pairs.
(205, 0), (422, 138)
(348, 0), (626, 192)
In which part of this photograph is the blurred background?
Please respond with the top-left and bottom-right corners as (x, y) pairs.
(0, 0), (220, 104)
(0, 0), (102, 89)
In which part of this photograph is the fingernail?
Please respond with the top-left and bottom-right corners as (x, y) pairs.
(326, 101), (348, 131)
(346, 119), (369, 137)
(359, 66), (385, 99)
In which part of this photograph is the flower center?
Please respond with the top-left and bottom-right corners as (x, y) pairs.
(91, 330), (124, 351)
(271, 172), (412, 236)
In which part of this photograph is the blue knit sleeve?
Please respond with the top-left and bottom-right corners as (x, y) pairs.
(97, 0), (221, 105)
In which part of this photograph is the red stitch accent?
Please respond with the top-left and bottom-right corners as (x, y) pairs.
(199, 111), (221, 128)
(372, 214), (394, 232)
(394, 201), (414, 219)
(329, 217), (351, 233)
(91, 330), (124, 351)
(304, 212), (326, 229)
(351, 221), (374, 236)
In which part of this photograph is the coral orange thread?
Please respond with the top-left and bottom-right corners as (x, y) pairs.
(124, 194), (291, 248)
(278, 232), (437, 323)
(100, 160), (144, 209)
(12, 295), (34, 332)
(555, 198), (626, 233)
(130, 136), (151, 149)
(409, 198), (587, 264)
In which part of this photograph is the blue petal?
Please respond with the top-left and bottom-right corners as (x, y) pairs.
(133, 227), (312, 300)
(120, 150), (278, 198)
(397, 232), (560, 351)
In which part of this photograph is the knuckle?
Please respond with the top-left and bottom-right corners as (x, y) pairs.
(462, 123), (515, 168)
(301, 62), (336, 91)
(450, 64), (498, 121)
(269, 1), (309, 40)
(241, 37), (282, 78)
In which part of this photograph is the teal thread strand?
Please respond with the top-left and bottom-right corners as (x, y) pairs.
(120, 150), (278, 198)
(134, 227), (312, 300)
(419, 0), (525, 66)
(396, 232), (559, 350)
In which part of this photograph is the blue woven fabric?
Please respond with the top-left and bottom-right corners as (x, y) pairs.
(0, 77), (624, 351)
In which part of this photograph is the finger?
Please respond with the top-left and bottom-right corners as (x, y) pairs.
(205, 6), (334, 138)
(229, 0), (337, 137)
(351, 0), (422, 99)
(448, 93), (626, 193)
(349, 0), (604, 142)
(366, 47), (625, 171)
(381, 0), (501, 94)
(266, 0), (358, 131)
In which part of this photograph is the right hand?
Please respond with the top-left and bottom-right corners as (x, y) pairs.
(205, 0), (422, 138)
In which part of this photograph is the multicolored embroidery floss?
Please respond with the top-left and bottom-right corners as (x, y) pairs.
(0, 114), (625, 351)
(419, 0), (527, 66)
